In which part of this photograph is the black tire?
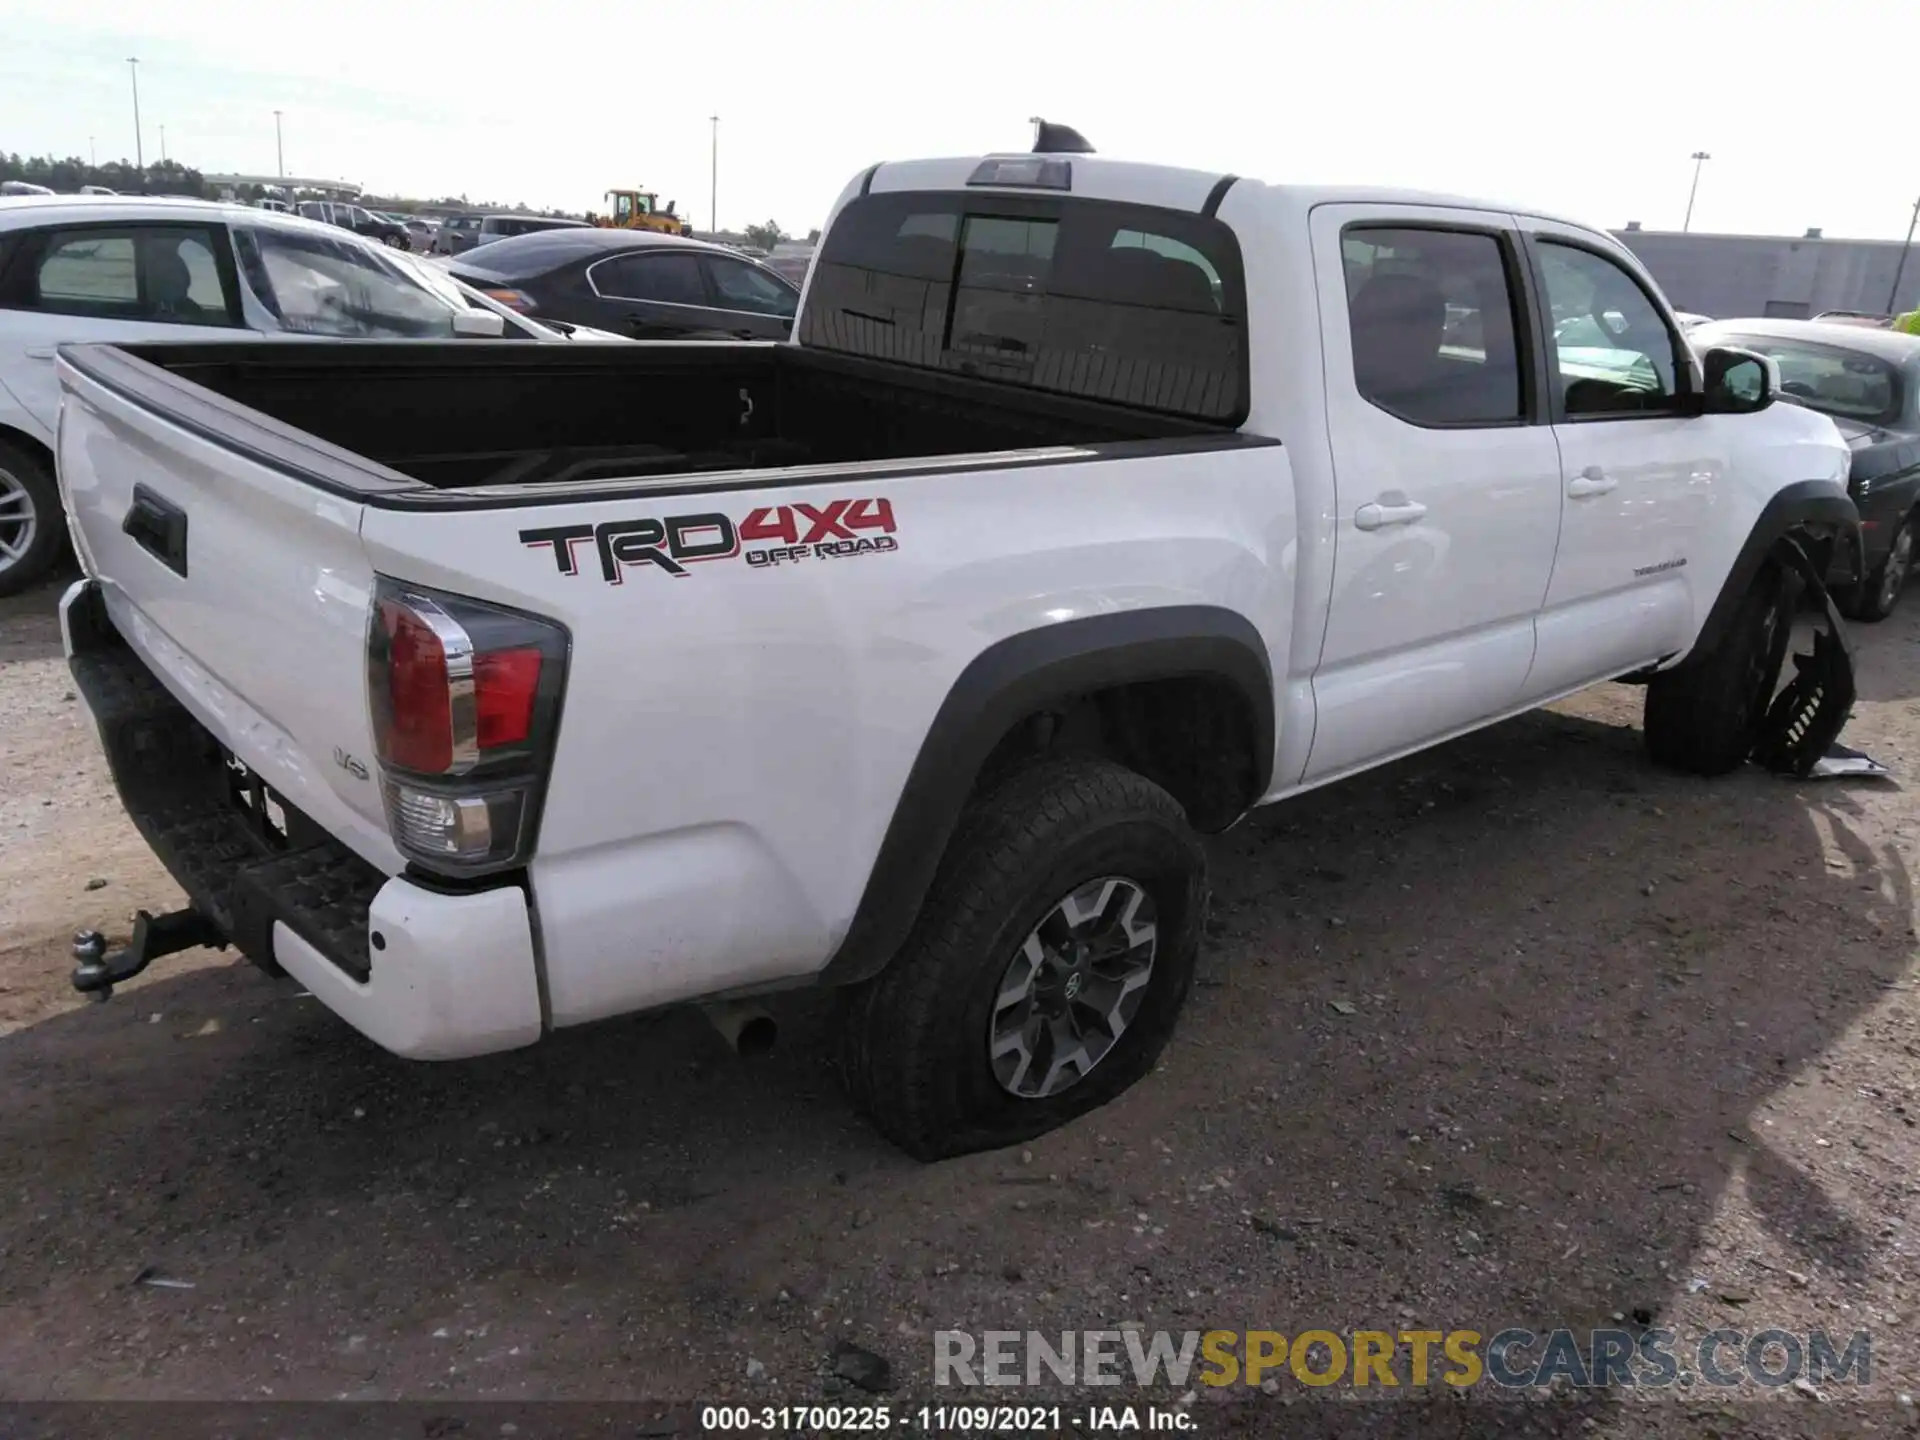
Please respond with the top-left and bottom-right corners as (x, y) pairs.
(1839, 511), (1914, 624)
(0, 439), (62, 599)
(838, 757), (1207, 1161)
(1643, 558), (1792, 776)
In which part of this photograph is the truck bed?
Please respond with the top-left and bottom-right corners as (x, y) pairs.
(61, 339), (1228, 499)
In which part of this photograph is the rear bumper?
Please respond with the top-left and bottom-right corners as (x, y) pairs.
(61, 580), (544, 1060)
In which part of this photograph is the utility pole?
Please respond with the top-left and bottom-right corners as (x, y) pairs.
(159, 125), (167, 164)
(1683, 150), (1710, 233)
(274, 110), (285, 178)
(710, 115), (719, 234)
(1885, 194), (1920, 318)
(89, 135), (96, 167)
(127, 57), (143, 171)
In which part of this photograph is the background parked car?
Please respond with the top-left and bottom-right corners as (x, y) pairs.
(294, 199), (410, 249)
(432, 213), (484, 255)
(471, 213), (591, 249)
(1691, 317), (1920, 621)
(445, 227), (799, 340)
(373, 211), (437, 252)
(0, 195), (615, 595)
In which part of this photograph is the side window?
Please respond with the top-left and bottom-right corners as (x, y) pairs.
(1537, 242), (1680, 416)
(704, 258), (797, 317)
(1343, 226), (1524, 426)
(170, 234), (230, 317)
(12, 227), (239, 327)
(592, 252), (709, 306)
(34, 233), (140, 316)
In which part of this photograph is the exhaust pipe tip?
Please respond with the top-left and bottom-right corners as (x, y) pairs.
(701, 999), (778, 1058)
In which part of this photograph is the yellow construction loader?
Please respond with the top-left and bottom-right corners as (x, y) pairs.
(597, 189), (692, 236)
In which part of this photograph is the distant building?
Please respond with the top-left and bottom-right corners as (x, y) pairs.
(1612, 225), (1920, 321)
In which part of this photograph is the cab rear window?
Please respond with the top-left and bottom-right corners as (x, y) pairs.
(800, 191), (1247, 423)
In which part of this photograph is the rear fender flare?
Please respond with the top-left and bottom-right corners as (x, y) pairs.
(818, 606), (1273, 986)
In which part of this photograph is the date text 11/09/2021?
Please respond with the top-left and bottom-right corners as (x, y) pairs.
(699, 1404), (1190, 1432)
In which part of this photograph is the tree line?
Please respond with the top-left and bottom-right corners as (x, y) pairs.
(1, 151), (210, 196)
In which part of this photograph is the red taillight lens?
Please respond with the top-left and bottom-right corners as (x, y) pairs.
(367, 580), (569, 877)
(475, 647), (542, 749)
(377, 598), (454, 774)
(480, 288), (536, 313)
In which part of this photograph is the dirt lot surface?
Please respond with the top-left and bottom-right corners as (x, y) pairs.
(3, 571), (1920, 1438)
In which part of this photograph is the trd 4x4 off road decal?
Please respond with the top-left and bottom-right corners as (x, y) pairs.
(521, 498), (898, 582)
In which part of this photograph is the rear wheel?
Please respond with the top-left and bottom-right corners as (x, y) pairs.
(1644, 558), (1792, 776)
(0, 440), (62, 599)
(1841, 512), (1914, 623)
(838, 757), (1207, 1161)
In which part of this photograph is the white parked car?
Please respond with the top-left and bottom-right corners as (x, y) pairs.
(0, 195), (622, 594)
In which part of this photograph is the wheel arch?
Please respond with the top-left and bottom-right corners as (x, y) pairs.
(818, 605), (1273, 987)
(0, 422), (54, 473)
(1669, 479), (1858, 674)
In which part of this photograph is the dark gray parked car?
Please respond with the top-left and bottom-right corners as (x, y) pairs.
(446, 227), (798, 341)
(1692, 318), (1920, 620)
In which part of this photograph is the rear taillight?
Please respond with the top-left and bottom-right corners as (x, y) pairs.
(479, 287), (537, 314)
(367, 578), (569, 876)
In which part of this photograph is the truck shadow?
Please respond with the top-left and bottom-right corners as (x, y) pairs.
(0, 701), (1911, 1412)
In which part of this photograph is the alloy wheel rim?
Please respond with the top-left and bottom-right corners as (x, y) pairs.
(989, 876), (1158, 1100)
(0, 470), (36, 571)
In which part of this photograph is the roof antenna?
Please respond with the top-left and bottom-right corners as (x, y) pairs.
(1029, 116), (1095, 155)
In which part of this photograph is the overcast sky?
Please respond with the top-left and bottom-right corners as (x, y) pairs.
(4, 0), (1916, 241)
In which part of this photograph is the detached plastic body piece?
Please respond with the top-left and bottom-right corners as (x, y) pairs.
(1750, 536), (1858, 779)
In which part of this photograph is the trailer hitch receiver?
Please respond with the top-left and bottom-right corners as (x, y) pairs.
(72, 907), (228, 1002)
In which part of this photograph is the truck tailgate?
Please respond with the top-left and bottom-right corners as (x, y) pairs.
(58, 352), (399, 871)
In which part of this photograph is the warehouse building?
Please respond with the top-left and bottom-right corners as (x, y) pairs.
(1611, 225), (1920, 322)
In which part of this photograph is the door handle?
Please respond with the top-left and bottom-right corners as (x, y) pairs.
(1354, 499), (1428, 531)
(1567, 468), (1617, 498)
(123, 484), (189, 577)
(25, 347), (55, 360)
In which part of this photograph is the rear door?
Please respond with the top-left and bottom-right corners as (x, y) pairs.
(0, 221), (248, 438)
(582, 249), (731, 338)
(1302, 206), (1562, 783)
(1519, 220), (1713, 695)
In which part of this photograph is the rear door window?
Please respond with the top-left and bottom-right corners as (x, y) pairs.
(6, 225), (241, 326)
(1341, 225), (1526, 426)
(591, 252), (710, 307)
(801, 191), (1247, 422)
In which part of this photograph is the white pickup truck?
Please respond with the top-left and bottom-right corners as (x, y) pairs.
(54, 131), (1858, 1160)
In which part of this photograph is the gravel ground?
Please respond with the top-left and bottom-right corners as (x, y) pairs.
(2, 571), (1919, 1439)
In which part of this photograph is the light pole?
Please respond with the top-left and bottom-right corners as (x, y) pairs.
(127, 57), (143, 171)
(1886, 194), (1920, 318)
(274, 110), (285, 178)
(1683, 150), (1710, 233)
(709, 115), (719, 234)
(89, 135), (96, 167)
(159, 125), (167, 164)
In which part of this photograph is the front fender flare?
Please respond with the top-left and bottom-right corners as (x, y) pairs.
(1672, 479), (1859, 673)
